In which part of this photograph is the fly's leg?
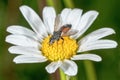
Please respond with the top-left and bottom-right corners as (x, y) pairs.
(60, 37), (65, 55)
(61, 37), (64, 40)
(61, 37), (64, 43)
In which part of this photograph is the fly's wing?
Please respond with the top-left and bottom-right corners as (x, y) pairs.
(61, 29), (79, 36)
(54, 14), (62, 31)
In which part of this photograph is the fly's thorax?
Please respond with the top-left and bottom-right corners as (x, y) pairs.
(49, 31), (62, 44)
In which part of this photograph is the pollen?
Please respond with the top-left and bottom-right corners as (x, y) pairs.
(41, 36), (78, 61)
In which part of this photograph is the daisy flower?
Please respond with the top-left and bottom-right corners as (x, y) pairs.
(6, 5), (117, 76)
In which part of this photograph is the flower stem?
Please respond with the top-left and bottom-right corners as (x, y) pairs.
(84, 61), (97, 80)
(63, 0), (74, 8)
(46, 0), (55, 7)
(69, 76), (77, 80)
(59, 68), (66, 80)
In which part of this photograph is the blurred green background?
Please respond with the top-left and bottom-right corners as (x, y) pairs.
(0, 0), (120, 80)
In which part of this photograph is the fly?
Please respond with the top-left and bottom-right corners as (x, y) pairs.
(49, 24), (72, 45)
(49, 15), (78, 45)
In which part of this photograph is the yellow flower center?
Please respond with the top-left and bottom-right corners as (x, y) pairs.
(41, 36), (78, 61)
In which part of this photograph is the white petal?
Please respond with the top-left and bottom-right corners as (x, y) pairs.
(71, 54), (102, 62)
(8, 46), (42, 55)
(79, 28), (115, 43)
(45, 61), (62, 73)
(7, 25), (39, 40)
(65, 9), (83, 29)
(61, 8), (71, 25)
(14, 55), (47, 64)
(60, 60), (77, 76)
(19, 5), (48, 38)
(6, 35), (39, 47)
(72, 11), (99, 39)
(43, 7), (56, 34)
(78, 40), (117, 52)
